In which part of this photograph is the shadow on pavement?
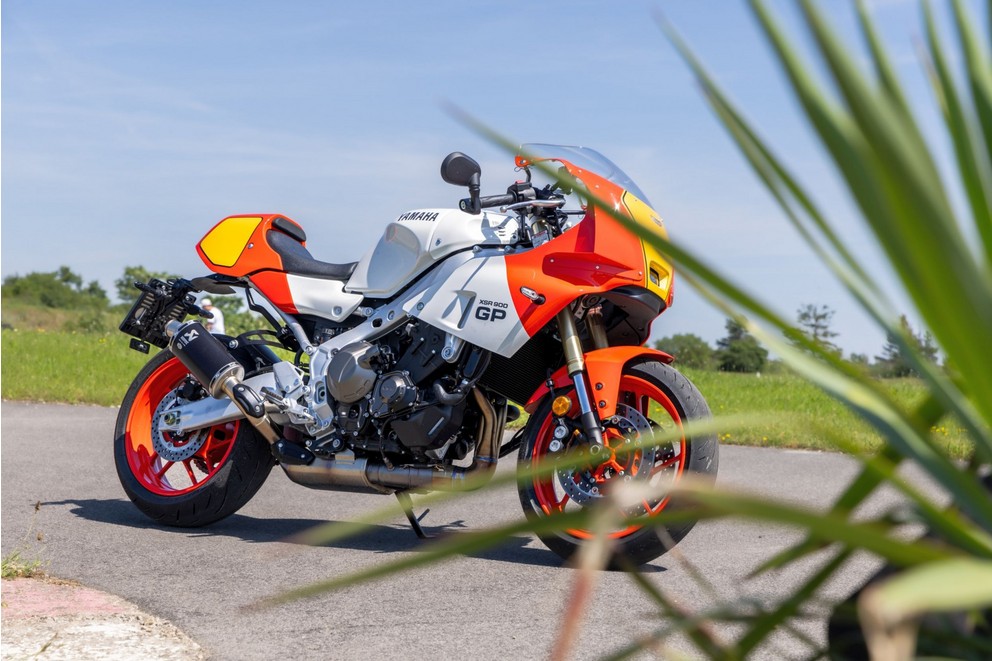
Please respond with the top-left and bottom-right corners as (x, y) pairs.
(41, 498), (674, 572)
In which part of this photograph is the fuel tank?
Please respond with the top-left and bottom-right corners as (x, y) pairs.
(346, 208), (521, 298)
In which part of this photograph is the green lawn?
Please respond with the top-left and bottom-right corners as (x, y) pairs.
(0, 329), (974, 458)
(683, 368), (971, 458)
(2, 329), (154, 406)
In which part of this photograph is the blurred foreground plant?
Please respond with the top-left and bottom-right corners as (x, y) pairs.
(264, 1), (992, 658)
(651, 0), (992, 656)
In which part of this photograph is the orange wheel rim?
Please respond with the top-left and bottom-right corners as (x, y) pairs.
(531, 375), (687, 540)
(124, 357), (239, 496)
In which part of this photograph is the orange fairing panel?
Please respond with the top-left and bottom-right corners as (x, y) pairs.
(507, 153), (675, 329)
(197, 214), (305, 277)
(523, 346), (675, 418)
(197, 214), (307, 314)
(249, 270), (298, 314)
(505, 170), (652, 336)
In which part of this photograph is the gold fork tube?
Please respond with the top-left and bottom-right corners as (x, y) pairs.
(585, 307), (609, 350)
(557, 307), (585, 376)
(556, 306), (604, 446)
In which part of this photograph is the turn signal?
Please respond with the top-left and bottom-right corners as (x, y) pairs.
(552, 395), (572, 417)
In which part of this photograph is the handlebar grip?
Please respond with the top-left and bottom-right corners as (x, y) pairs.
(480, 193), (516, 208)
(461, 193), (516, 211)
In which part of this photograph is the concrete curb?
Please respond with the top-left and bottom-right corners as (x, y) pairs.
(1, 577), (204, 660)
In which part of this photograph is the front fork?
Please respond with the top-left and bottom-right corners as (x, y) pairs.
(556, 307), (606, 447)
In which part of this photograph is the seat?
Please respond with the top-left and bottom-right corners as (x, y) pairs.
(267, 230), (357, 281)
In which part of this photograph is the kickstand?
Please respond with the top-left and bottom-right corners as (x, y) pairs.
(395, 491), (432, 540)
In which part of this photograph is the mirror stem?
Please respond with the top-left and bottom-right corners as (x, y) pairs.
(468, 174), (481, 214)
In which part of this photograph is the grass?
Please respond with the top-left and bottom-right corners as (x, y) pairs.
(2, 501), (47, 580)
(0, 327), (973, 458)
(1, 328), (154, 406)
(684, 368), (973, 458)
(1, 552), (45, 579)
(2, 299), (122, 334)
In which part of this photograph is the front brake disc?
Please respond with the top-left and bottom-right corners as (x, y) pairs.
(555, 403), (656, 505)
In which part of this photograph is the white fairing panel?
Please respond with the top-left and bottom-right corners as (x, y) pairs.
(401, 249), (531, 357)
(346, 208), (520, 298)
(286, 275), (364, 321)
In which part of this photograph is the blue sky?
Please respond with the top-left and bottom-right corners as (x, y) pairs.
(1, 1), (975, 357)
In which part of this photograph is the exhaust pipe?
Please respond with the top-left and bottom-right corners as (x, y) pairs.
(165, 320), (282, 445)
(281, 387), (505, 493)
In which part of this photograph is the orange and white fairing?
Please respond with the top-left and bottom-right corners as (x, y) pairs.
(196, 214), (362, 321)
(505, 147), (674, 337)
(195, 145), (674, 364)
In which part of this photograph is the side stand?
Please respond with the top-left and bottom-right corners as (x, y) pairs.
(395, 491), (432, 540)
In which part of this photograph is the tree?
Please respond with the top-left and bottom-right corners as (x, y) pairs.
(874, 315), (939, 378)
(796, 303), (840, 355)
(654, 333), (714, 369)
(2, 267), (108, 309)
(848, 353), (869, 366)
(715, 318), (767, 373)
(115, 265), (180, 303)
(918, 330), (939, 365)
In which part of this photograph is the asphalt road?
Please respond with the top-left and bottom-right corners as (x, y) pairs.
(1, 402), (914, 660)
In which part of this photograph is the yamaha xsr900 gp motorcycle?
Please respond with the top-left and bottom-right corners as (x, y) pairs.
(115, 144), (718, 565)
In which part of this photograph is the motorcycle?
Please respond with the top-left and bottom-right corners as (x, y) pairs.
(115, 144), (719, 565)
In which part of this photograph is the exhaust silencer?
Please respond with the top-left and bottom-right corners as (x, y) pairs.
(166, 320), (243, 398)
(165, 320), (280, 445)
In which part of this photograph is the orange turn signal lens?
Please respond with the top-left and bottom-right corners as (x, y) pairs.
(552, 396), (572, 417)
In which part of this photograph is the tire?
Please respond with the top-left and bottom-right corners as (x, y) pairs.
(114, 350), (275, 527)
(517, 359), (719, 566)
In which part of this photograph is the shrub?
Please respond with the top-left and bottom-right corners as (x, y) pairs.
(654, 333), (714, 369)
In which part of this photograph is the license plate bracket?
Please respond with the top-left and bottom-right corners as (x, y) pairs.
(119, 278), (202, 351)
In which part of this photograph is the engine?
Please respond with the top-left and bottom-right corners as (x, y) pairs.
(301, 321), (491, 462)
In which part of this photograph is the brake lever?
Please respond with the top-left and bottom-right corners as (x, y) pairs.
(500, 199), (565, 212)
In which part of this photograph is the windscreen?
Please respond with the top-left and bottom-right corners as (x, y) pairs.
(518, 143), (653, 206)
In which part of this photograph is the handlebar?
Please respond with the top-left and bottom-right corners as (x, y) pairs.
(460, 178), (548, 213)
(459, 193), (516, 212)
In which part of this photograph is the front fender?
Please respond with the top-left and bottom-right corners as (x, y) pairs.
(523, 346), (674, 419)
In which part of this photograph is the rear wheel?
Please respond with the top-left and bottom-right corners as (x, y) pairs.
(517, 359), (718, 566)
(114, 350), (274, 527)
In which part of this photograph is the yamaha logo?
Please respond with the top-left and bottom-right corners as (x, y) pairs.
(397, 211), (439, 222)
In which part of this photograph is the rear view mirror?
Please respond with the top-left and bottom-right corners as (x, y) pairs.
(440, 152), (481, 187)
(440, 152), (482, 214)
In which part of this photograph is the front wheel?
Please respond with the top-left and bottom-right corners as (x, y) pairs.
(517, 359), (718, 566)
(114, 350), (275, 527)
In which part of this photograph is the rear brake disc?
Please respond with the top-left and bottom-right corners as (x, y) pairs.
(151, 392), (209, 462)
